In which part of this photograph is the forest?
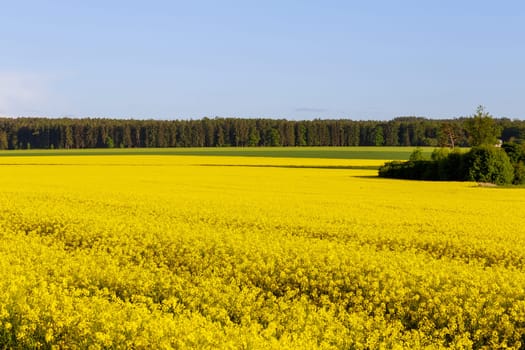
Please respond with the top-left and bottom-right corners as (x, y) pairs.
(0, 116), (524, 150)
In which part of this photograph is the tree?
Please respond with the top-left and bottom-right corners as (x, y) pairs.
(105, 136), (115, 148)
(295, 123), (307, 146)
(247, 127), (260, 147)
(464, 146), (514, 185)
(122, 125), (132, 148)
(464, 106), (501, 146)
(63, 125), (74, 149)
(267, 128), (281, 146)
(0, 130), (8, 150)
(440, 122), (457, 148)
(373, 126), (384, 146)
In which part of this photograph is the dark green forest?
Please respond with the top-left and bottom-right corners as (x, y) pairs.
(0, 116), (524, 150)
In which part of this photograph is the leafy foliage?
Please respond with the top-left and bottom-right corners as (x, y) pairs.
(464, 106), (501, 146)
(464, 146), (514, 185)
(380, 146), (516, 185)
(408, 148), (424, 161)
(502, 142), (525, 184)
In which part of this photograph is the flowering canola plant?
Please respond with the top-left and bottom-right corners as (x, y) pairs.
(0, 155), (525, 348)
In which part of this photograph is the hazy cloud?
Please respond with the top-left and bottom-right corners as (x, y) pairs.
(295, 107), (328, 113)
(0, 71), (53, 116)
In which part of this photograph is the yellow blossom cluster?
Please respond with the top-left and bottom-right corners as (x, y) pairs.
(0, 155), (525, 348)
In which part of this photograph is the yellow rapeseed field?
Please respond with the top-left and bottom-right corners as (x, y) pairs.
(1, 154), (525, 349)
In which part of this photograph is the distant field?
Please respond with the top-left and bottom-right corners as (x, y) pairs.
(0, 146), (437, 160)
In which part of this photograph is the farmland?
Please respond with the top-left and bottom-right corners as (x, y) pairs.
(1, 148), (525, 348)
(0, 146), (434, 160)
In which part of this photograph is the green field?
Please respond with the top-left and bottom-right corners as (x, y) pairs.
(0, 146), (437, 160)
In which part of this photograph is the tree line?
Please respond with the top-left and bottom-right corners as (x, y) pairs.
(0, 115), (524, 150)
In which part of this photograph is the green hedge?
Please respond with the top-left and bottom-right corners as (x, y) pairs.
(379, 145), (522, 185)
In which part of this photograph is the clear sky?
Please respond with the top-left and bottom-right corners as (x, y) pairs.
(1, 1), (524, 120)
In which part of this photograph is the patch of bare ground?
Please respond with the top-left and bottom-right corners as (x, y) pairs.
(477, 182), (497, 187)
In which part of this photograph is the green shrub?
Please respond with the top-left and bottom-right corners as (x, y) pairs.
(440, 150), (467, 181)
(431, 148), (450, 161)
(379, 147), (515, 185)
(513, 161), (525, 185)
(409, 148), (424, 161)
(463, 146), (514, 185)
(502, 142), (525, 164)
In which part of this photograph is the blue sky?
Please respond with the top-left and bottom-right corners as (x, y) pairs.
(1, 1), (524, 120)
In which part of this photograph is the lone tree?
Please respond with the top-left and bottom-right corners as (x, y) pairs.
(440, 122), (458, 149)
(464, 106), (501, 147)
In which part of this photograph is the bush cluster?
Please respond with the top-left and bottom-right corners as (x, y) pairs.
(379, 144), (525, 185)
